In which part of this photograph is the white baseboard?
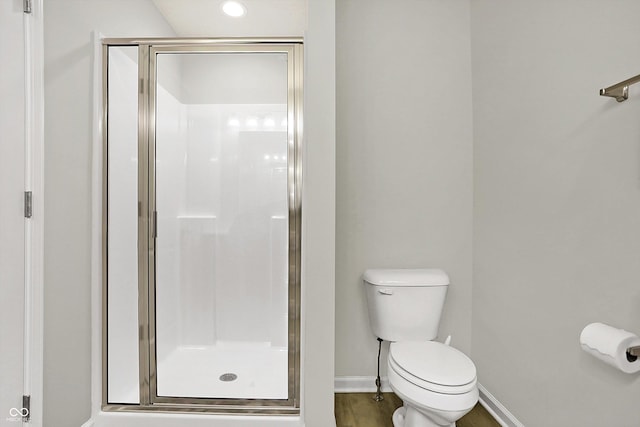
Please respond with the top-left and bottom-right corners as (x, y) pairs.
(478, 384), (525, 427)
(334, 376), (392, 393)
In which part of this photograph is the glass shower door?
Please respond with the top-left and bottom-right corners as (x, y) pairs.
(150, 47), (297, 403)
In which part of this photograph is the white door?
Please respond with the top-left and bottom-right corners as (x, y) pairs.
(0, 0), (26, 425)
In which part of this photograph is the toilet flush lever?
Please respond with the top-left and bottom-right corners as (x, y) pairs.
(378, 289), (393, 296)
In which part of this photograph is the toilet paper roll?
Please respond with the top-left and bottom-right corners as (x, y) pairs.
(580, 322), (640, 374)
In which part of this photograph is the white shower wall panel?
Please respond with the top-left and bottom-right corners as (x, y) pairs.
(178, 215), (217, 345)
(183, 105), (222, 216)
(154, 83), (187, 362)
(177, 106), (220, 346)
(178, 104), (289, 347)
(180, 54), (288, 105)
(106, 47), (140, 404)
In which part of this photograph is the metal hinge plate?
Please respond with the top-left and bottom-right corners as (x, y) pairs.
(24, 191), (32, 218)
(24, 0), (32, 14)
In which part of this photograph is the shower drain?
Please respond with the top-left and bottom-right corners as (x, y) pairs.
(219, 373), (238, 382)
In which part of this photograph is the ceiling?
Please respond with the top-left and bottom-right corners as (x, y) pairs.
(152, 0), (307, 37)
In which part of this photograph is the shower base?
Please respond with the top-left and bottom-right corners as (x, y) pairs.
(156, 341), (288, 399)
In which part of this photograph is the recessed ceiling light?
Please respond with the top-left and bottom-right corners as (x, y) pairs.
(222, 1), (247, 17)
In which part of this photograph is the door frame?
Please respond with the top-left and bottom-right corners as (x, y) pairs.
(99, 38), (303, 414)
(22, 0), (45, 426)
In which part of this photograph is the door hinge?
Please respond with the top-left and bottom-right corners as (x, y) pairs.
(24, 191), (33, 218)
(22, 395), (31, 422)
(23, 0), (32, 14)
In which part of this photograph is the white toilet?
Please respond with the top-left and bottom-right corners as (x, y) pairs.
(363, 269), (478, 427)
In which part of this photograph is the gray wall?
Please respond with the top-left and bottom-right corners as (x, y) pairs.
(471, 1), (640, 425)
(44, 3), (175, 426)
(302, 0), (336, 424)
(335, 0), (474, 379)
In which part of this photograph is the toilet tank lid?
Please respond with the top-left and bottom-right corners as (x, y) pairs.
(363, 269), (449, 287)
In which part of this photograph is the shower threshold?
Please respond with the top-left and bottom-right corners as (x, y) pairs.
(156, 341), (288, 399)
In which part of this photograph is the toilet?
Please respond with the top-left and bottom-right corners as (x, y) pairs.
(363, 269), (478, 427)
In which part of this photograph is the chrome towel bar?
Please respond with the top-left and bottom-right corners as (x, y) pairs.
(600, 72), (640, 102)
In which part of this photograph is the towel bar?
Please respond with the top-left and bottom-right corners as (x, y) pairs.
(600, 72), (640, 102)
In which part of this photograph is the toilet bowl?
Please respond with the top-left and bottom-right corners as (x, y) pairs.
(387, 341), (478, 427)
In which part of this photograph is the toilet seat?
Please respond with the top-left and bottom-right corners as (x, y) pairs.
(389, 341), (477, 394)
(388, 357), (479, 414)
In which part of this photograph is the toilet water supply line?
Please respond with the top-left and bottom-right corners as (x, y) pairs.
(374, 338), (384, 402)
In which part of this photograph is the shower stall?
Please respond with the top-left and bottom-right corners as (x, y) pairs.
(102, 39), (302, 414)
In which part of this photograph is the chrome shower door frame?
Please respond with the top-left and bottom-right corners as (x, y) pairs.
(102, 38), (303, 415)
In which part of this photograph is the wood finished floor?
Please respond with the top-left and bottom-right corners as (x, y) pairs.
(335, 393), (501, 427)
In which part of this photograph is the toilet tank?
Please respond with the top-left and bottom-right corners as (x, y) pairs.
(363, 269), (449, 342)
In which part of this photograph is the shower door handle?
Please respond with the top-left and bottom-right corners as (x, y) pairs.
(152, 211), (157, 238)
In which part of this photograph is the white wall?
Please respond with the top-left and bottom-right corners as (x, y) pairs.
(44, 1), (177, 425)
(471, 1), (640, 426)
(335, 0), (474, 380)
